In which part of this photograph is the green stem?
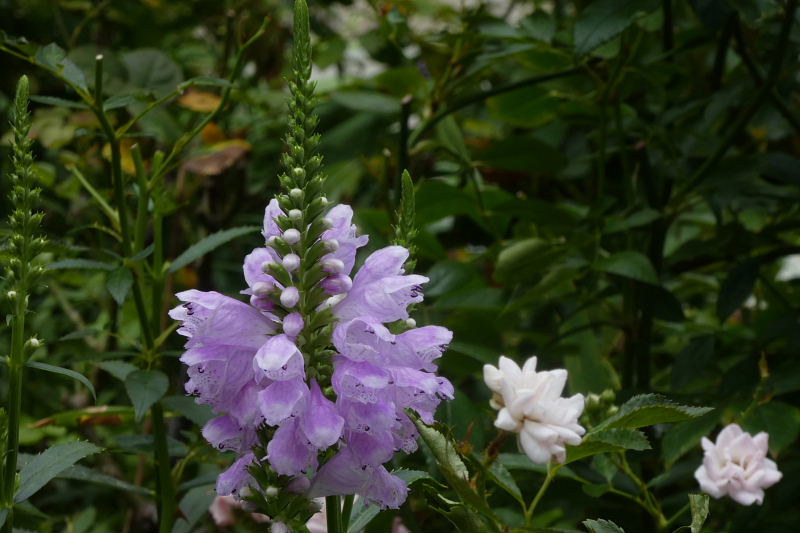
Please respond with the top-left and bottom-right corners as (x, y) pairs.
(151, 403), (176, 533)
(524, 462), (558, 526)
(326, 495), (342, 533)
(92, 55), (174, 532)
(340, 494), (354, 532)
(663, 502), (691, 530)
(2, 306), (25, 532)
(408, 66), (585, 147)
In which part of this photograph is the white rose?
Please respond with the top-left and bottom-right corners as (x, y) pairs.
(483, 356), (585, 464)
(695, 423), (782, 506)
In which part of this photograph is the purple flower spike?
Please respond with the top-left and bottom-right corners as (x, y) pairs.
(300, 379), (344, 449)
(172, 198), (454, 508)
(217, 452), (257, 497)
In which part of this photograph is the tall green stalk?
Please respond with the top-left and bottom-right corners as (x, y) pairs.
(2, 75), (47, 533)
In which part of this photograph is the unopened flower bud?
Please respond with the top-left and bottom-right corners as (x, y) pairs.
(291, 167), (305, 181)
(7, 290), (16, 299)
(320, 293), (346, 309)
(267, 235), (278, 246)
(321, 217), (333, 229)
(27, 338), (41, 348)
(261, 261), (277, 274)
(272, 522), (290, 533)
(319, 196), (329, 206)
(322, 258), (344, 274)
(289, 209), (302, 220)
(264, 486), (279, 497)
(321, 274), (352, 295)
(252, 281), (274, 297)
(289, 188), (303, 199)
(324, 239), (339, 252)
(405, 318), (417, 328)
(282, 253), (300, 272)
(283, 228), (301, 245)
(280, 286), (300, 308)
(283, 312), (304, 338)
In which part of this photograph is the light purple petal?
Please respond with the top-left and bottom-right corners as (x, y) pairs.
(321, 204), (369, 275)
(267, 418), (318, 476)
(262, 199), (284, 240)
(216, 452), (256, 497)
(332, 358), (390, 403)
(300, 379), (344, 449)
(253, 334), (305, 381)
(258, 378), (308, 426)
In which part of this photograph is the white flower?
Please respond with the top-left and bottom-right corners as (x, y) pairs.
(695, 423), (782, 506)
(483, 356), (585, 464)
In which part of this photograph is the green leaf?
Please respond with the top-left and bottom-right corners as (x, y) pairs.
(596, 394), (713, 431)
(583, 518), (625, 533)
(122, 48), (183, 97)
(181, 76), (233, 89)
(330, 91), (400, 114)
(162, 395), (215, 426)
(168, 226), (259, 274)
(103, 94), (139, 110)
(436, 115), (470, 163)
(30, 95), (89, 109)
(57, 464), (153, 496)
(671, 335), (715, 390)
(593, 251), (659, 285)
(15, 441), (102, 502)
(605, 208), (661, 234)
(661, 412), (719, 467)
(175, 485), (216, 533)
(107, 267), (134, 305)
(487, 461), (524, 505)
(742, 400), (800, 455)
(717, 259), (759, 321)
(689, 493), (710, 533)
(495, 238), (566, 283)
(25, 361), (96, 402)
(125, 370), (169, 422)
(411, 415), (496, 522)
(46, 259), (116, 271)
(574, 0), (660, 55)
(115, 434), (187, 457)
(566, 428), (650, 463)
(96, 360), (138, 381)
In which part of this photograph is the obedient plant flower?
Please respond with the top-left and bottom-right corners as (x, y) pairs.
(695, 423), (782, 505)
(170, 0), (452, 521)
(483, 356), (585, 464)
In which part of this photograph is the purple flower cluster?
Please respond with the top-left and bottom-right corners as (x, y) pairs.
(170, 200), (453, 508)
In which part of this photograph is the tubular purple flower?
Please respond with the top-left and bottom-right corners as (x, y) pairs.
(254, 334), (305, 381)
(321, 205), (368, 275)
(217, 452), (257, 497)
(334, 246), (428, 322)
(300, 379), (344, 448)
(258, 378), (308, 426)
(267, 418), (318, 476)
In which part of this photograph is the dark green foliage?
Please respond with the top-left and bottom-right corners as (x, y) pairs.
(1, 0), (799, 531)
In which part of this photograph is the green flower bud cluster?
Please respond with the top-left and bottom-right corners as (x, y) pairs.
(5, 76), (47, 292)
(269, 0), (336, 375)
